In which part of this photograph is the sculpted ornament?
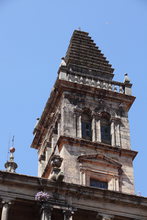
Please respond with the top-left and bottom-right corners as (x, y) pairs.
(96, 213), (114, 220)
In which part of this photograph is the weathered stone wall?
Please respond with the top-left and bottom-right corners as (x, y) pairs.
(38, 88), (135, 194)
(60, 143), (135, 194)
(61, 91), (131, 150)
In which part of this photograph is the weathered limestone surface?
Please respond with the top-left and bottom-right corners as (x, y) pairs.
(36, 85), (136, 194)
(30, 30), (143, 219)
(59, 142), (135, 194)
(0, 171), (147, 219)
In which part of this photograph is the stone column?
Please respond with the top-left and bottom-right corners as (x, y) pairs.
(73, 113), (77, 138)
(77, 114), (82, 138)
(115, 121), (121, 147)
(111, 119), (116, 147)
(1, 201), (11, 220)
(63, 209), (74, 220)
(57, 116), (61, 139)
(80, 170), (86, 185)
(41, 203), (52, 220)
(115, 177), (119, 191)
(96, 117), (101, 142)
(92, 115), (96, 142)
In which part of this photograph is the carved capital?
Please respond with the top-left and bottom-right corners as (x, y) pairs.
(97, 213), (114, 220)
(2, 200), (13, 208)
(1, 200), (12, 220)
(40, 203), (52, 220)
(91, 111), (98, 118)
(95, 113), (101, 120)
(74, 108), (82, 116)
(41, 202), (52, 214)
(111, 117), (121, 124)
(63, 208), (74, 220)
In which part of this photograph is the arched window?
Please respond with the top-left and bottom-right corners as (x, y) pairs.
(53, 121), (58, 135)
(100, 112), (111, 145)
(81, 113), (92, 141)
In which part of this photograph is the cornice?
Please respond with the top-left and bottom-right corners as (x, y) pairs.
(77, 154), (122, 168)
(57, 136), (138, 160)
(0, 170), (146, 211)
(31, 78), (135, 149)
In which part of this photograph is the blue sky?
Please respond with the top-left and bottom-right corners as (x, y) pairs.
(0, 0), (147, 196)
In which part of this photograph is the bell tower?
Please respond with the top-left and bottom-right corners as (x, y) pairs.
(31, 30), (137, 195)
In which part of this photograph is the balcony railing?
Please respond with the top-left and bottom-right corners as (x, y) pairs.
(59, 70), (132, 96)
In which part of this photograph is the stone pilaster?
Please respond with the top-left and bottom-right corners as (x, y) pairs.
(72, 113), (77, 138)
(115, 119), (121, 148)
(115, 177), (119, 191)
(57, 114), (61, 139)
(92, 114), (96, 142)
(111, 119), (116, 147)
(95, 115), (101, 142)
(77, 114), (82, 138)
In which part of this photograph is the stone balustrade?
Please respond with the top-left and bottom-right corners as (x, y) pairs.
(59, 71), (132, 96)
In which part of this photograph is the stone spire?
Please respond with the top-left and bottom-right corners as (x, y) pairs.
(5, 147), (18, 173)
(64, 30), (114, 80)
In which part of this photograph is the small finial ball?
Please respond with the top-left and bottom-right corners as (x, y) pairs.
(10, 147), (15, 153)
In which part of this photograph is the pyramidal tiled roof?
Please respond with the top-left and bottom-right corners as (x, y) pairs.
(65, 30), (114, 80)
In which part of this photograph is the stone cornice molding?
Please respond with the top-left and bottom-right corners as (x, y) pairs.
(0, 170), (147, 219)
(111, 117), (121, 124)
(57, 136), (137, 160)
(31, 79), (135, 149)
(77, 154), (122, 168)
(79, 167), (119, 178)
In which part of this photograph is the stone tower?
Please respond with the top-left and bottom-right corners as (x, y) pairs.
(31, 30), (137, 195)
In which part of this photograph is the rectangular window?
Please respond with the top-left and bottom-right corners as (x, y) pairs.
(82, 121), (92, 140)
(101, 125), (111, 145)
(90, 178), (108, 189)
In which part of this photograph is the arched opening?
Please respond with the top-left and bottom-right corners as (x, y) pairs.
(81, 113), (92, 141)
(100, 112), (111, 145)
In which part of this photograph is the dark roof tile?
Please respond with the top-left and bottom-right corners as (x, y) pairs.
(65, 30), (114, 80)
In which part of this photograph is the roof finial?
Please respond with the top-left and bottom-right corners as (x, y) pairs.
(60, 57), (66, 67)
(124, 73), (131, 83)
(78, 27), (81, 31)
(5, 136), (18, 173)
(12, 135), (15, 147)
